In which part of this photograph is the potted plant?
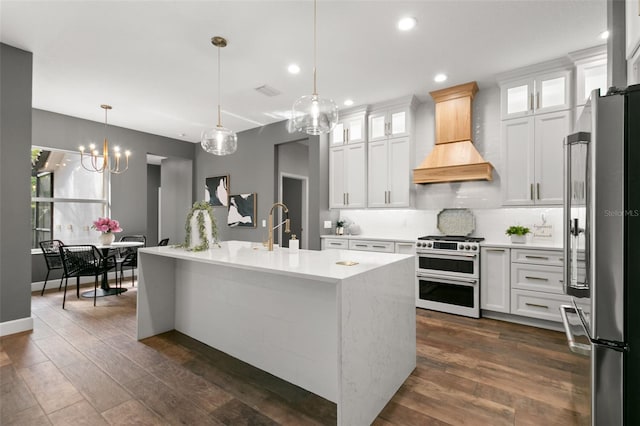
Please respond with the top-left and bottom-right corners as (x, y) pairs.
(336, 220), (346, 235)
(506, 225), (530, 244)
(178, 201), (219, 251)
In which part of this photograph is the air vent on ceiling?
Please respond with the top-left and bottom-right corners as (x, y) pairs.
(254, 84), (281, 97)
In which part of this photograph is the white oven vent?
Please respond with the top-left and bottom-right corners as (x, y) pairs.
(254, 84), (281, 97)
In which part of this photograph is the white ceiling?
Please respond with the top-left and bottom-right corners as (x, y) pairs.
(1, 0), (606, 144)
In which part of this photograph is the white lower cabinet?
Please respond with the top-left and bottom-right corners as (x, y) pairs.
(321, 237), (413, 254)
(348, 240), (394, 253)
(482, 245), (589, 324)
(480, 247), (510, 313)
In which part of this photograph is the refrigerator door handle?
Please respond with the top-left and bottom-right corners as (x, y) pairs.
(559, 304), (591, 356)
(567, 300), (630, 353)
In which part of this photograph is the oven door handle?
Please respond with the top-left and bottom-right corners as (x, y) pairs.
(416, 273), (478, 286)
(417, 252), (478, 259)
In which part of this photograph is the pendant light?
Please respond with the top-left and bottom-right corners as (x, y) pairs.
(201, 36), (237, 155)
(79, 104), (130, 174)
(291, 0), (338, 135)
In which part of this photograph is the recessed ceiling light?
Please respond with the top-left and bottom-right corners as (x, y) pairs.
(599, 30), (610, 40)
(434, 73), (448, 83)
(288, 64), (301, 74)
(398, 17), (417, 31)
(344, 99), (354, 106)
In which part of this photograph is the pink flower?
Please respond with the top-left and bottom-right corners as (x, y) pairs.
(91, 217), (123, 233)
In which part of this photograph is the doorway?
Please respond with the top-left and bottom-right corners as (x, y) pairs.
(279, 173), (308, 249)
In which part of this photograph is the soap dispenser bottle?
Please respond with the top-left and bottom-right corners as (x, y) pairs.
(289, 234), (299, 251)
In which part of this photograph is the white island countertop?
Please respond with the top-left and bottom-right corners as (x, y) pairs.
(138, 240), (413, 283)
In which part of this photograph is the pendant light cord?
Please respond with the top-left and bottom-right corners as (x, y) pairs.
(217, 44), (222, 127)
(312, 0), (317, 96)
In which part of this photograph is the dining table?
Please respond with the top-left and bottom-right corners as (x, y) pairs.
(80, 241), (144, 298)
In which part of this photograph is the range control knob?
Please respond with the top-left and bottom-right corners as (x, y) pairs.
(458, 244), (464, 250)
(471, 245), (478, 251)
(465, 245), (471, 250)
(426, 242), (433, 248)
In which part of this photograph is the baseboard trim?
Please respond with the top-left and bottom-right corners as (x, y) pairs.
(31, 269), (137, 293)
(0, 316), (34, 337)
(481, 310), (563, 332)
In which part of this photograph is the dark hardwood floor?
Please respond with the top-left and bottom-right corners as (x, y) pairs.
(1, 281), (590, 425)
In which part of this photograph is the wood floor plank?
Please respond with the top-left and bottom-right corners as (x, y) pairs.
(34, 335), (88, 368)
(59, 360), (132, 413)
(210, 398), (279, 426)
(100, 399), (166, 425)
(1, 333), (49, 368)
(0, 405), (51, 426)
(1, 365), (40, 423)
(18, 361), (84, 414)
(81, 341), (148, 386)
(123, 374), (222, 425)
(47, 400), (108, 426)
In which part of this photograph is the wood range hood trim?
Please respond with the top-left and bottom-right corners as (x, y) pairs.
(413, 81), (493, 184)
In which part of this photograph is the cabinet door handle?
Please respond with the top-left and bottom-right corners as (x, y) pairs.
(537, 183), (541, 200)
(347, 193), (349, 205)
(486, 249), (505, 252)
(536, 92), (540, 109)
(525, 255), (549, 260)
(525, 276), (549, 281)
(530, 183), (534, 200)
(343, 129), (347, 142)
(346, 128), (350, 142)
(387, 190), (391, 204)
(525, 302), (549, 309)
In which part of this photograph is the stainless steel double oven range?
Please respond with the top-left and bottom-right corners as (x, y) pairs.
(415, 235), (483, 318)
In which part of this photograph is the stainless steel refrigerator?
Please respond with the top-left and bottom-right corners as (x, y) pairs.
(561, 84), (640, 425)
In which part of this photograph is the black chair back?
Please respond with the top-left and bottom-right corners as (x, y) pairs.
(59, 245), (103, 277)
(158, 238), (169, 246)
(118, 235), (146, 257)
(40, 239), (65, 270)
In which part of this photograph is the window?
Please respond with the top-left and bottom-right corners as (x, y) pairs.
(31, 147), (109, 249)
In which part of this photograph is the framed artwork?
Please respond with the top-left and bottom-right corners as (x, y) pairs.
(205, 175), (229, 207)
(228, 193), (257, 227)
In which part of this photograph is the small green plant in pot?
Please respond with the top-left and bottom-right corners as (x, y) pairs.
(506, 225), (530, 243)
(336, 220), (346, 235)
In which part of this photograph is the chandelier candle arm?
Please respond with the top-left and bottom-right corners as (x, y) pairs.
(78, 104), (130, 174)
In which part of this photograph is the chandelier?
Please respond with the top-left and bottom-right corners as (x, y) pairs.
(79, 104), (130, 174)
(201, 36), (238, 155)
(291, 0), (338, 135)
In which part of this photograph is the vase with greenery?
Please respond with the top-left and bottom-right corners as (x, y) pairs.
(177, 201), (219, 251)
(505, 225), (530, 243)
(336, 220), (345, 235)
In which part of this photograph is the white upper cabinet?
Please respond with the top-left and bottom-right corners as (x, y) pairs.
(500, 68), (572, 119)
(330, 111), (366, 146)
(367, 137), (410, 207)
(502, 110), (570, 206)
(368, 106), (411, 142)
(571, 47), (607, 106)
(329, 144), (366, 209)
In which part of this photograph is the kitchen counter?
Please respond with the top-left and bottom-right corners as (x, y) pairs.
(481, 241), (564, 250)
(321, 234), (416, 243)
(136, 241), (416, 425)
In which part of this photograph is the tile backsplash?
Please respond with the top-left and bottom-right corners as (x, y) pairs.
(338, 208), (564, 245)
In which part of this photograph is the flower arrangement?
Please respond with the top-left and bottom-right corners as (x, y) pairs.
(92, 217), (123, 234)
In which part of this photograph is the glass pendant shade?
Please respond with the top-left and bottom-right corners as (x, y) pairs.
(292, 94), (339, 135)
(201, 125), (237, 155)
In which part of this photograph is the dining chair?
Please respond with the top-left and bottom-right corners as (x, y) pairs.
(59, 245), (117, 308)
(116, 235), (146, 288)
(39, 239), (66, 296)
(158, 238), (169, 246)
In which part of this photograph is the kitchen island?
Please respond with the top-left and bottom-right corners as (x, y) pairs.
(136, 240), (416, 425)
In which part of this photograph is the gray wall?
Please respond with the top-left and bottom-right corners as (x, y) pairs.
(147, 164), (160, 246)
(0, 44), (33, 323)
(195, 120), (330, 250)
(160, 157), (193, 245)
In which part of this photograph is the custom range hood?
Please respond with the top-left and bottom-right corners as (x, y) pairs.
(413, 81), (493, 184)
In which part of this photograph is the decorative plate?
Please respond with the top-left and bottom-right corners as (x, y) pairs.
(437, 209), (475, 236)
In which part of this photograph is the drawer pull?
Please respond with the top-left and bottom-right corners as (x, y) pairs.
(525, 302), (549, 309)
(486, 249), (505, 252)
(372, 245), (387, 249)
(330, 242), (342, 246)
(354, 244), (367, 248)
(525, 255), (549, 260)
(525, 276), (549, 281)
